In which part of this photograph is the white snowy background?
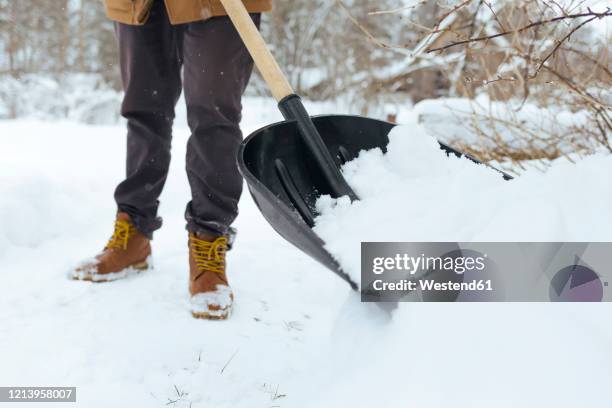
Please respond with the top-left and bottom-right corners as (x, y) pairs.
(1, 0), (611, 404)
(1, 89), (612, 407)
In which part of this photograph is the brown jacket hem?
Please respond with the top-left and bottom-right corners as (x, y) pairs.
(105, 0), (272, 26)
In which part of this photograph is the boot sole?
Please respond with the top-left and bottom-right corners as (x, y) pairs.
(70, 256), (152, 283)
(191, 309), (231, 320)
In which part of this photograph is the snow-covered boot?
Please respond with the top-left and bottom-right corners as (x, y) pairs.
(70, 212), (152, 282)
(188, 232), (233, 320)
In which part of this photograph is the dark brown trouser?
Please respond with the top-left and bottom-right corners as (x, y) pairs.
(114, 0), (259, 238)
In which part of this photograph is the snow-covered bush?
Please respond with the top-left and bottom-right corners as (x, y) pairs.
(363, 1), (612, 167)
(405, 95), (600, 172)
(0, 74), (122, 124)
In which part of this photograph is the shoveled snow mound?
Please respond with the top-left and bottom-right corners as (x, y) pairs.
(306, 117), (612, 408)
(313, 118), (612, 286)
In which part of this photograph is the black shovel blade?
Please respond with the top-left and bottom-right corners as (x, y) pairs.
(238, 115), (511, 289)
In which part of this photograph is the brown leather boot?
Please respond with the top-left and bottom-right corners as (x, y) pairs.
(188, 232), (233, 320)
(70, 212), (152, 282)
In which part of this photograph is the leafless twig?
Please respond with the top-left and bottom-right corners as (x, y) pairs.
(426, 9), (611, 53)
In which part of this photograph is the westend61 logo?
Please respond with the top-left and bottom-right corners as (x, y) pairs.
(361, 242), (610, 302)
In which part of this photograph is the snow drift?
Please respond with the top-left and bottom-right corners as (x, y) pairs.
(313, 116), (612, 286)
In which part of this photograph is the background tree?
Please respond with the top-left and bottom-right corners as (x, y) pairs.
(0, 0), (609, 157)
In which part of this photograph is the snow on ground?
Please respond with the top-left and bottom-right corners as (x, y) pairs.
(1, 97), (612, 407)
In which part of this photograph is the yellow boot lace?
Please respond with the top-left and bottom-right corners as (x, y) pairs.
(105, 220), (135, 250)
(190, 235), (228, 278)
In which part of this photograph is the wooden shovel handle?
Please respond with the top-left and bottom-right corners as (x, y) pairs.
(219, 0), (294, 102)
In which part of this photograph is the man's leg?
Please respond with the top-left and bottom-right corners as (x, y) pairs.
(70, 1), (182, 282)
(182, 15), (260, 237)
(182, 14), (260, 320)
(113, 0), (183, 238)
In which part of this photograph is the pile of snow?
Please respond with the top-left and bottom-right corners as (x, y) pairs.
(307, 116), (612, 408)
(314, 115), (612, 285)
(0, 74), (122, 124)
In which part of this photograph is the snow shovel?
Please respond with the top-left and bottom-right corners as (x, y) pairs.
(221, 0), (512, 290)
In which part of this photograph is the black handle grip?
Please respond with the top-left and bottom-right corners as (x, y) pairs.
(278, 94), (359, 201)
